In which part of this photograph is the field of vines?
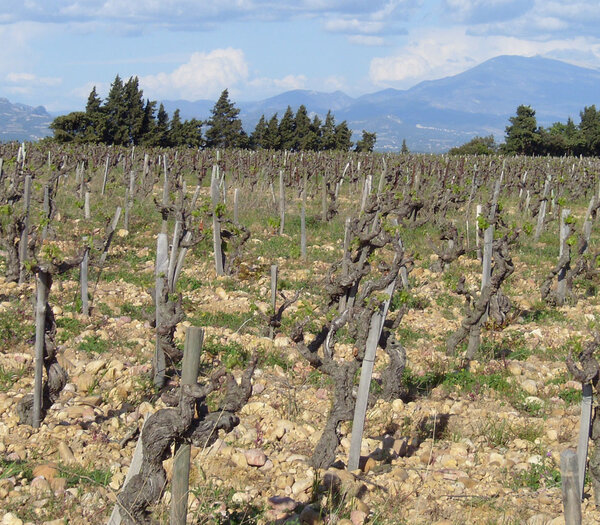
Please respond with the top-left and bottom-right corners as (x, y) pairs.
(1, 142), (600, 524)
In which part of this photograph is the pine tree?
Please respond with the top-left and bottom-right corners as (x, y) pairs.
(139, 99), (157, 145)
(294, 105), (311, 151)
(250, 115), (267, 149)
(205, 89), (246, 149)
(355, 130), (376, 152)
(579, 105), (600, 156)
(307, 115), (322, 151)
(321, 111), (337, 151)
(84, 86), (104, 142)
(264, 114), (280, 150)
(122, 76), (145, 144)
(103, 75), (128, 145)
(334, 120), (353, 151)
(503, 105), (540, 155)
(278, 106), (296, 151)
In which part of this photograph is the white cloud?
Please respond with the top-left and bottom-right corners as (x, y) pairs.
(348, 35), (385, 46)
(141, 48), (249, 100)
(369, 27), (600, 87)
(324, 18), (385, 34)
(249, 74), (307, 92)
(6, 72), (62, 86)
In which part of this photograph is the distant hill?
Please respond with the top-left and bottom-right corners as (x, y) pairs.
(4, 55), (600, 151)
(0, 98), (53, 142)
(162, 55), (600, 152)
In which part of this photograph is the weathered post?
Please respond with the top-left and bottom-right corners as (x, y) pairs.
(233, 188), (239, 224)
(170, 327), (204, 525)
(321, 172), (328, 222)
(18, 174), (31, 284)
(347, 273), (397, 471)
(561, 449), (582, 525)
(84, 191), (91, 220)
(301, 173), (307, 259)
(211, 168), (224, 276)
(269, 265), (278, 339)
(32, 270), (50, 429)
(279, 170), (285, 234)
(153, 233), (168, 387)
(101, 155), (109, 196)
(557, 208), (571, 305)
(80, 246), (89, 317)
(338, 217), (351, 312)
(577, 383), (593, 500)
(534, 174), (552, 241)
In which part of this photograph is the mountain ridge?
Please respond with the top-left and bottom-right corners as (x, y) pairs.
(2, 55), (599, 152)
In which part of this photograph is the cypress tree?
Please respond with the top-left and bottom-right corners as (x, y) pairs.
(205, 89), (246, 149)
(278, 106), (296, 151)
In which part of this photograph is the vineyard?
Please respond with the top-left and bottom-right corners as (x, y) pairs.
(1, 143), (600, 524)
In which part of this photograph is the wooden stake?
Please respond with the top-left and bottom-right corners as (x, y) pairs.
(347, 273), (397, 471)
(170, 327), (204, 525)
(561, 449), (583, 525)
(32, 271), (50, 428)
(269, 265), (278, 339)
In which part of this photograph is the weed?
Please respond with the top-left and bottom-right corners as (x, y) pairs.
(0, 364), (27, 392)
(78, 334), (109, 354)
(202, 338), (250, 369)
(507, 455), (560, 491)
(55, 316), (85, 343)
(0, 308), (34, 346)
(58, 463), (111, 487)
(0, 458), (33, 481)
(559, 387), (582, 405)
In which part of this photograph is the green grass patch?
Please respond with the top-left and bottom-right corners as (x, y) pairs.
(0, 458), (33, 481)
(188, 310), (259, 333)
(202, 338), (250, 370)
(0, 364), (27, 392)
(78, 334), (110, 354)
(56, 316), (86, 343)
(0, 308), (34, 346)
(58, 463), (111, 487)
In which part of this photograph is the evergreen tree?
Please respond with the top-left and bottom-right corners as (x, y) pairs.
(503, 105), (540, 155)
(294, 105), (312, 151)
(264, 114), (280, 150)
(139, 99), (157, 145)
(84, 86), (104, 142)
(103, 74), (128, 145)
(401, 139), (409, 154)
(278, 106), (296, 151)
(354, 130), (376, 152)
(166, 109), (183, 146)
(579, 105), (600, 156)
(307, 115), (323, 151)
(334, 120), (353, 151)
(205, 89), (246, 149)
(122, 76), (145, 144)
(49, 112), (93, 143)
(320, 111), (337, 150)
(178, 118), (204, 147)
(448, 135), (496, 155)
(250, 115), (267, 149)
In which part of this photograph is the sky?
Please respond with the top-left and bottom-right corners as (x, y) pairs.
(0, 0), (599, 113)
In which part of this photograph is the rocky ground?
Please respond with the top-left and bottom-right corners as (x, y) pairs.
(0, 222), (599, 525)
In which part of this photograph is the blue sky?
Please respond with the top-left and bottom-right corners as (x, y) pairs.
(1, 0), (599, 113)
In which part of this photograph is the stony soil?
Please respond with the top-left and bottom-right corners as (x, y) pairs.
(0, 224), (599, 525)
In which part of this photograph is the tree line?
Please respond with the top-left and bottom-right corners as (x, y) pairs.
(450, 103), (600, 156)
(50, 75), (376, 152)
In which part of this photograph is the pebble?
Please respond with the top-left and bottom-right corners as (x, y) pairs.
(299, 506), (322, 524)
(244, 448), (267, 467)
(1, 513), (23, 525)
